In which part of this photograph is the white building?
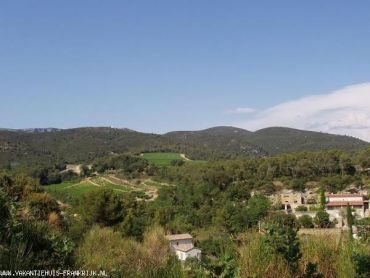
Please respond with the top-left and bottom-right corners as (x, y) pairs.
(165, 234), (201, 262)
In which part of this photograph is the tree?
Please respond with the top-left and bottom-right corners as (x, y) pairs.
(203, 167), (233, 191)
(80, 165), (92, 177)
(346, 204), (353, 239)
(302, 262), (324, 278)
(319, 188), (326, 210)
(314, 210), (331, 228)
(120, 208), (146, 240)
(244, 194), (271, 228)
(264, 213), (302, 273)
(79, 189), (124, 226)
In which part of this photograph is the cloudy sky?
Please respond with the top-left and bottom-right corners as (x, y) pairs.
(1, 1), (370, 141)
(233, 83), (370, 141)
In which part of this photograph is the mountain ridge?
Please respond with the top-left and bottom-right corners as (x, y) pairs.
(0, 126), (368, 167)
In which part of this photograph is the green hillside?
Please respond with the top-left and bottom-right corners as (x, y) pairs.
(0, 126), (368, 168)
(245, 127), (368, 155)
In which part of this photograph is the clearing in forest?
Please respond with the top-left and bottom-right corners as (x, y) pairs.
(142, 152), (185, 166)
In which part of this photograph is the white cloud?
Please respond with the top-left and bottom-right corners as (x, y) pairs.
(235, 83), (370, 142)
(225, 107), (257, 114)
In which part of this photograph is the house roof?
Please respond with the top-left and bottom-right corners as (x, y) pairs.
(326, 201), (364, 207)
(165, 234), (193, 241)
(326, 194), (363, 198)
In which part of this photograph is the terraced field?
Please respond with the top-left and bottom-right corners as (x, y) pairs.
(44, 175), (161, 205)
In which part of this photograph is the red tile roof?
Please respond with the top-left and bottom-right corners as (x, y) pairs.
(326, 201), (364, 207)
(325, 194), (363, 197)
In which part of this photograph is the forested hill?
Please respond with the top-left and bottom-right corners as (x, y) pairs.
(164, 126), (264, 158)
(0, 126), (368, 167)
(244, 127), (368, 155)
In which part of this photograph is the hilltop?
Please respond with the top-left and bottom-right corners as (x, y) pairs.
(243, 127), (368, 155)
(0, 126), (368, 167)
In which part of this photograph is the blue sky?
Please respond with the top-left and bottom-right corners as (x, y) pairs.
(1, 1), (370, 139)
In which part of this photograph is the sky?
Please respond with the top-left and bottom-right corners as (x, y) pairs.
(1, 1), (370, 141)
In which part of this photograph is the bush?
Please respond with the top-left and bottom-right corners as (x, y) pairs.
(299, 215), (314, 228)
(314, 210), (331, 228)
(170, 160), (185, 166)
(27, 193), (60, 220)
(0, 189), (9, 234)
(264, 213), (302, 273)
(353, 252), (370, 278)
(77, 225), (183, 277)
(78, 189), (124, 226)
(239, 233), (290, 277)
(296, 205), (308, 212)
(1, 220), (73, 270)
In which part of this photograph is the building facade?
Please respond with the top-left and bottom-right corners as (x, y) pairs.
(326, 193), (369, 218)
(165, 234), (201, 262)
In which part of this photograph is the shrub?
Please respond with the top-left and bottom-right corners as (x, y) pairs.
(77, 225), (183, 277)
(299, 215), (314, 228)
(78, 189), (124, 226)
(296, 205), (308, 212)
(353, 251), (370, 278)
(238, 232), (290, 278)
(27, 193), (60, 220)
(0, 189), (9, 234)
(264, 213), (302, 273)
(314, 210), (331, 228)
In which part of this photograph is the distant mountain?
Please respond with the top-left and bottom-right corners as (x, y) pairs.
(165, 126), (264, 158)
(0, 127), (166, 166)
(0, 126), (368, 167)
(0, 128), (61, 133)
(244, 127), (368, 155)
(165, 126), (368, 156)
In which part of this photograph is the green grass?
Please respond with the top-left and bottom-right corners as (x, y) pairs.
(43, 177), (130, 205)
(143, 179), (163, 187)
(43, 181), (96, 205)
(142, 152), (184, 166)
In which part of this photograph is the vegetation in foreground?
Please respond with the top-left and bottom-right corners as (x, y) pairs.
(1, 147), (370, 277)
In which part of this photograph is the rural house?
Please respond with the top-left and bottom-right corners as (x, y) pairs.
(280, 189), (317, 212)
(326, 193), (369, 218)
(165, 234), (201, 262)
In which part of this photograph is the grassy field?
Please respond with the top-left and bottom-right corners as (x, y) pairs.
(44, 181), (98, 205)
(43, 177), (130, 205)
(142, 152), (184, 166)
(43, 175), (163, 205)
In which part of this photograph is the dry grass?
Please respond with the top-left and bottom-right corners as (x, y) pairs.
(238, 232), (291, 278)
(299, 232), (355, 278)
(238, 231), (356, 278)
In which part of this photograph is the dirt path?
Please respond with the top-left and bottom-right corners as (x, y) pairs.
(180, 153), (191, 161)
(107, 175), (159, 201)
(76, 175), (161, 201)
(86, 178), (101, 187)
